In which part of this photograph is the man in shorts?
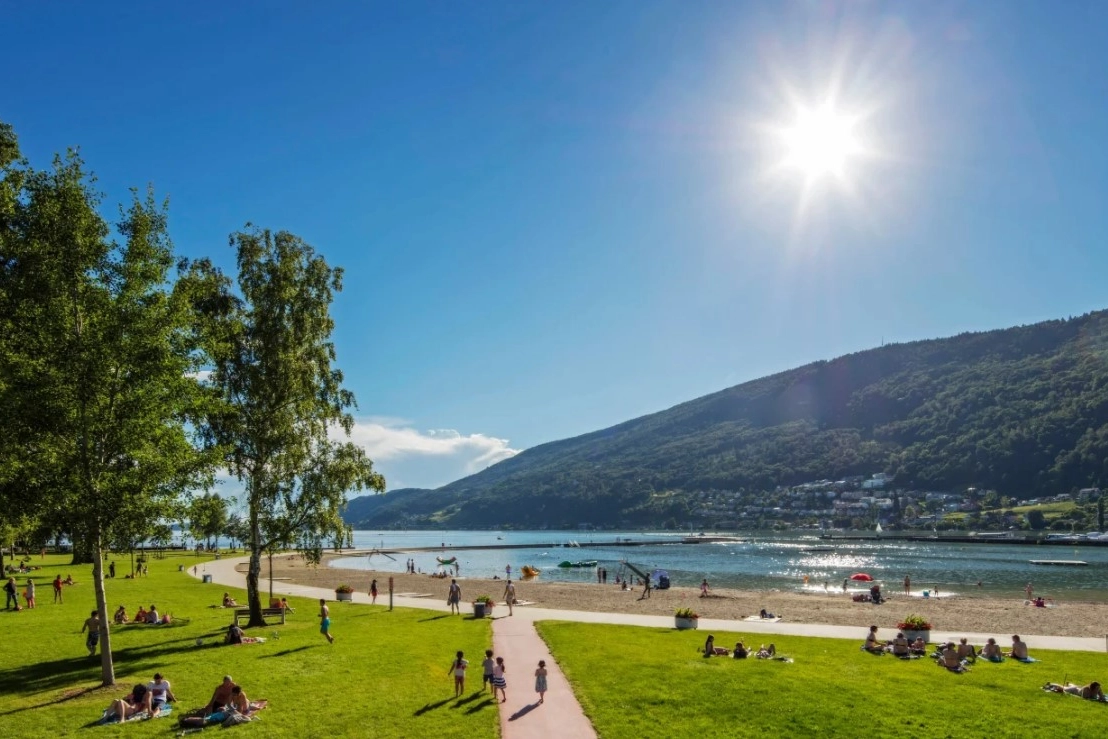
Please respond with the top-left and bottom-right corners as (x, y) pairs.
(447, 579), (462, 615)
(81, 610), (100, 656)
(147, 672), (177, 714)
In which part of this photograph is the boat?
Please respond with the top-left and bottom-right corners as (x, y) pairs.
(435, 556), (457, 565)
(557, 560), (599, 568)
(521, 565), (541, 577)
(1029, 559), (1088, 566)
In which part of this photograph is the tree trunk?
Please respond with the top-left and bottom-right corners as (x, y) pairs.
(245, 506), (266, 628)
(91, 532), (115, 686)
(71, 533), (95, 565)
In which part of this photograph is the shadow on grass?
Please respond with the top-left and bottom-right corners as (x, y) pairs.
(413, 697), (454, 716)
(418, 614), (450, 622)
(0, 683), (114, 718)
(466, 698), (497, 714)
(260, 646), (313, 658)
(451, 692), (483, 708)
(0, 635), (214, 698)
(508, 702), (539, 721)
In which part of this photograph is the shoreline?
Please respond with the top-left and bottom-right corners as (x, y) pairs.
(263, 553), (1108, 638)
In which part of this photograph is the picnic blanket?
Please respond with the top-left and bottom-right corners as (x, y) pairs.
(743, 616), (782, 623)
(98, 704), (173, 725)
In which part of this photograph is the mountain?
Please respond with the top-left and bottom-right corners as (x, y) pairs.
(344, 310), (1108, 529)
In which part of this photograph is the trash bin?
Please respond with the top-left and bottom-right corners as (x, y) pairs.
(202, 574), (212, 584)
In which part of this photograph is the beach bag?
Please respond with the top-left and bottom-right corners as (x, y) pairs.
(223, 712), (252, 727)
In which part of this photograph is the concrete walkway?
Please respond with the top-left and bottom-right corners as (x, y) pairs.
(491, 615), (597, 739)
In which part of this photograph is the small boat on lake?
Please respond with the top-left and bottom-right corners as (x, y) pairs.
(557, 560), (598, 568)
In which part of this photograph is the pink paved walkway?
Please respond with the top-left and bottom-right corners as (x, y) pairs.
(492, 614), (597, 739)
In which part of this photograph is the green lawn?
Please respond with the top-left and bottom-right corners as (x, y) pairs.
(537, 622), (1107, 739)
(0, 552), (497, 738)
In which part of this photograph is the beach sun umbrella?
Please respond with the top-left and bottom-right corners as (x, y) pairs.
(850, 573), (874, 581)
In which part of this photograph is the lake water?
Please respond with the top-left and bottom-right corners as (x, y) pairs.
(332, 530), (1108, 601)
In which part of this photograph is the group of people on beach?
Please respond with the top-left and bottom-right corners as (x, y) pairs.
(448, 649), (548, 705)
(702, 634), (781, 660)
(863, 625), (1035, 668)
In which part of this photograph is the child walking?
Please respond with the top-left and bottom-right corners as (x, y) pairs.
(534, 660), (548, 704)
(319, 598), (334, 644)
(448, 650), (468, 697)
(25, 578), (36, 609)
(482, 649), (495, 691)
(492, 656), (507, 703)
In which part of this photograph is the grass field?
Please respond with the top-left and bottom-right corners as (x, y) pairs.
(0, 552), (497, 738)
(537, 622), (1108, 739)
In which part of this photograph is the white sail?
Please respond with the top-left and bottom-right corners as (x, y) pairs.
(875, 522), (883, 534)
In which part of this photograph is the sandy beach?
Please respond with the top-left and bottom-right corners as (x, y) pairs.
(262, 553), (1108, 638)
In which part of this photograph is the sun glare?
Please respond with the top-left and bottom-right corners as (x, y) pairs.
(781, 106), (860, 179)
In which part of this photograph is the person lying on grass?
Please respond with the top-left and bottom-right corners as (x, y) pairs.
(755, 644), (777, 659)
(703, 635), (729, 657)
(223, 593), (238, 608)
(1005, 635), (1029, 660)
(1043, 681), (1104, 701)
(103, 683), (153, 722)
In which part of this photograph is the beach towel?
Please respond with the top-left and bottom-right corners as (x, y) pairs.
(743, 616), (782, 623)
(1015, 657), (1038, 663)
(98, 704), (172, 725)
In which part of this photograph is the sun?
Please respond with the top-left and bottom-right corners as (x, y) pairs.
(781, 106), (860, 179)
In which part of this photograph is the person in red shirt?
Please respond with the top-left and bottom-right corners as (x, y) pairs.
(53, 575), (64, 604)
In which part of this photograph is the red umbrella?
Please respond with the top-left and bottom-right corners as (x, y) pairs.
(850, 573), (874, 582)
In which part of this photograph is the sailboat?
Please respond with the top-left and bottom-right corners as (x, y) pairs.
(875, 522), (883, 537)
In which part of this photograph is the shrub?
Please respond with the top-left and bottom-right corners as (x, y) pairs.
(473, 594), (494, 604)
(897, 614), (933, 630)
(675, 607), (699, 619)
(335, 584), (354, 594)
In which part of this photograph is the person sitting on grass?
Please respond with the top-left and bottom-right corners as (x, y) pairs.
(147, 672), (176, 714)
(703, 634), (729, 657)
(146, 604), (160, 624)
(103, 683), (152, 722)
(135, 605), (148, 623)
(938, 642), (969, 672)
(228, 685), (267, 716)
(910, 636), (927, 656)
(202, 676), (237, 716)
(891, 632), (910, 657)
(1005, 635), (1029, 661)
(956, 638), (977, 663)
(222, 593), (238, 608)
(733, 641), (749, 659)
(1044, 681), (1104, 701)
(113, 605), (129, 624)
(863, 625), (884, 654)
(980, 638), (1004, 662)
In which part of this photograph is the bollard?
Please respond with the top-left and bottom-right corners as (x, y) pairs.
(389, 576), (394, 611)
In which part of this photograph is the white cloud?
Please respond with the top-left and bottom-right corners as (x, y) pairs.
(344, 417), (521, 490)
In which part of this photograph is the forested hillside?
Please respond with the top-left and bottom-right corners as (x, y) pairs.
(345, 311), (1108, 528)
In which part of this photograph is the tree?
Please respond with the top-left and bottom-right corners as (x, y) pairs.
(189, 492), (229, 549)
(0, 124), (216, 684)
(1026, 509), (1047, 531)
(203, 228), (384, 627)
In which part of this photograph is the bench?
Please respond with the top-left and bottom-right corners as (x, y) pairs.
(233, 607), (287, 626)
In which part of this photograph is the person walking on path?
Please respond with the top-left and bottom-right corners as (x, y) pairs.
(81, 610), (100, 656)
(53, 574), (63, 604)
(24, 578), (36, 608)
(4, 577), (18, 610)
(447, 579), (462, 615)
(370, 579), (378, 604)
(448, 651), (468, 698)
(319, 599), (334, 644)
(491, 656), (507, 703)
(534, 660), (548, 704)
(482, 649), (495, 692)
(903, 575), (911, 596)
(503, 580), (516, 616)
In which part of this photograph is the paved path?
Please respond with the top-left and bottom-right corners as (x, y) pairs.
(491, 615), (597, 739)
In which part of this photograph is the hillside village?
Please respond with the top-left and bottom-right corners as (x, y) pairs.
(681, 474), (1103, 532)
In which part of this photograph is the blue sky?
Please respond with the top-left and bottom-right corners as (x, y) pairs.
(5, 1), (1108, 490)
